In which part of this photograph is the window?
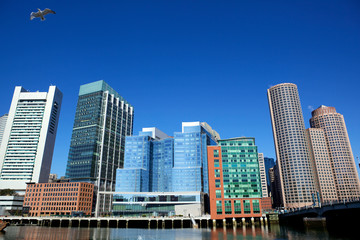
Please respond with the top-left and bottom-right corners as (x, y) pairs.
(234, 200), (241, 214)
(253, 200), (260, 213)
(216, 190), (222, 198)
(243, 200), (251, 214)
(216, 200), (222, 215)
(215, 179), (221, 188)
(225, 200), (232, 214)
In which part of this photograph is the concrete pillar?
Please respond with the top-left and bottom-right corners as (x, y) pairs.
(264, 216), (268, 224)
(181, 219), (183, 229)
(88, 220), (90, 228)
(232, 218), (236, 227)
(172, 219), (174, 229)
(260, 217), (263, 225)
(162, 220), (165, 229)
(107, 220), (109, 228)
(148, 220), (151, 229)
(97, 220), (100, 228)
(242, 217), (246, 226)
(251, 217), (254, 225)
(69, 220), (72, 228)
(126, 220), (128, 229)
(222, 219), (226, 228)
(117, 220), (119, 228)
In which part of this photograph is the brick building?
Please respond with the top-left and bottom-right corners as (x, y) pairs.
(207, 137), (264, 220)
(23, 182), (94, 216)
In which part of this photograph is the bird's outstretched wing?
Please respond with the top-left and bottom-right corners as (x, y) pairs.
(42, 8), (56, 15)
(30, 12), (41, 20)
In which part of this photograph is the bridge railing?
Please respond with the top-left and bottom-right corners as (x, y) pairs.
(321, 197), (360, 207)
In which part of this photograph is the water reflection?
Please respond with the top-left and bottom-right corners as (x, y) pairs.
(0, 224), (351, 240)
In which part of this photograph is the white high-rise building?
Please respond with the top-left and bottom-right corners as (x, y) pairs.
(0, 114), (8, 146)
(258, 153), (268, 198)
(0, 86), (62, 193)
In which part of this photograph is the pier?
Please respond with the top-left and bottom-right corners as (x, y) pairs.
(0, 216), (270, 229)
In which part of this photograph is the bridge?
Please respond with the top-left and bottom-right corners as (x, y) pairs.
(279, 200), (360, 228)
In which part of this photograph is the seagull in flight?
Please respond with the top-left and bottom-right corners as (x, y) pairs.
(30, 8), (56, 21)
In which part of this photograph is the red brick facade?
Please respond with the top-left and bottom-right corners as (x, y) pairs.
(261, 197), (272, 211)
(208, 146), (264, 219)
(23, 182), (94, 216)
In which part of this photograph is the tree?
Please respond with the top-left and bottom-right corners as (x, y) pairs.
(0, 189), (18, 196)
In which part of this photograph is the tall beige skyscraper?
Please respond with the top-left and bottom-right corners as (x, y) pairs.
(268, 83), (316, 208)
(306, 128), (338, 202)
(310, 105), (360, 200)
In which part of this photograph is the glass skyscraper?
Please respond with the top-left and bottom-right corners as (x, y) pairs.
(151, 137), (174, 192)
(116, 128), (173, 192)
(264, 157), (275, 196)
(113, 123), (218, 216)
(116, 123), (219, 194)
(65, 80), (134, 215)
(172, 122), (219, 193)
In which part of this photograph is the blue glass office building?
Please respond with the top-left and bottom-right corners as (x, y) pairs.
(114, 123), (219, 216)
(172, 122), (219, 193)
(116, 122), (219, 193)
(65, 80), (134, 214)
(116, 128), (173, 192)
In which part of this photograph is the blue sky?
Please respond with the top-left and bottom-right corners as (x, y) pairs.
(1, 1), (360, 177)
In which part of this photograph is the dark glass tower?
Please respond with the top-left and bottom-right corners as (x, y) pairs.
(65, 80), (134, 215)
(264, 157), (275, 196)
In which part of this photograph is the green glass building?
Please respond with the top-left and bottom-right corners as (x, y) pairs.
(218, 137), (262, 199)
(65, 80), (134, 215)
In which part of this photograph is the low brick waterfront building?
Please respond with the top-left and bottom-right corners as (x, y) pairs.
(23, 182), (94, 217)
